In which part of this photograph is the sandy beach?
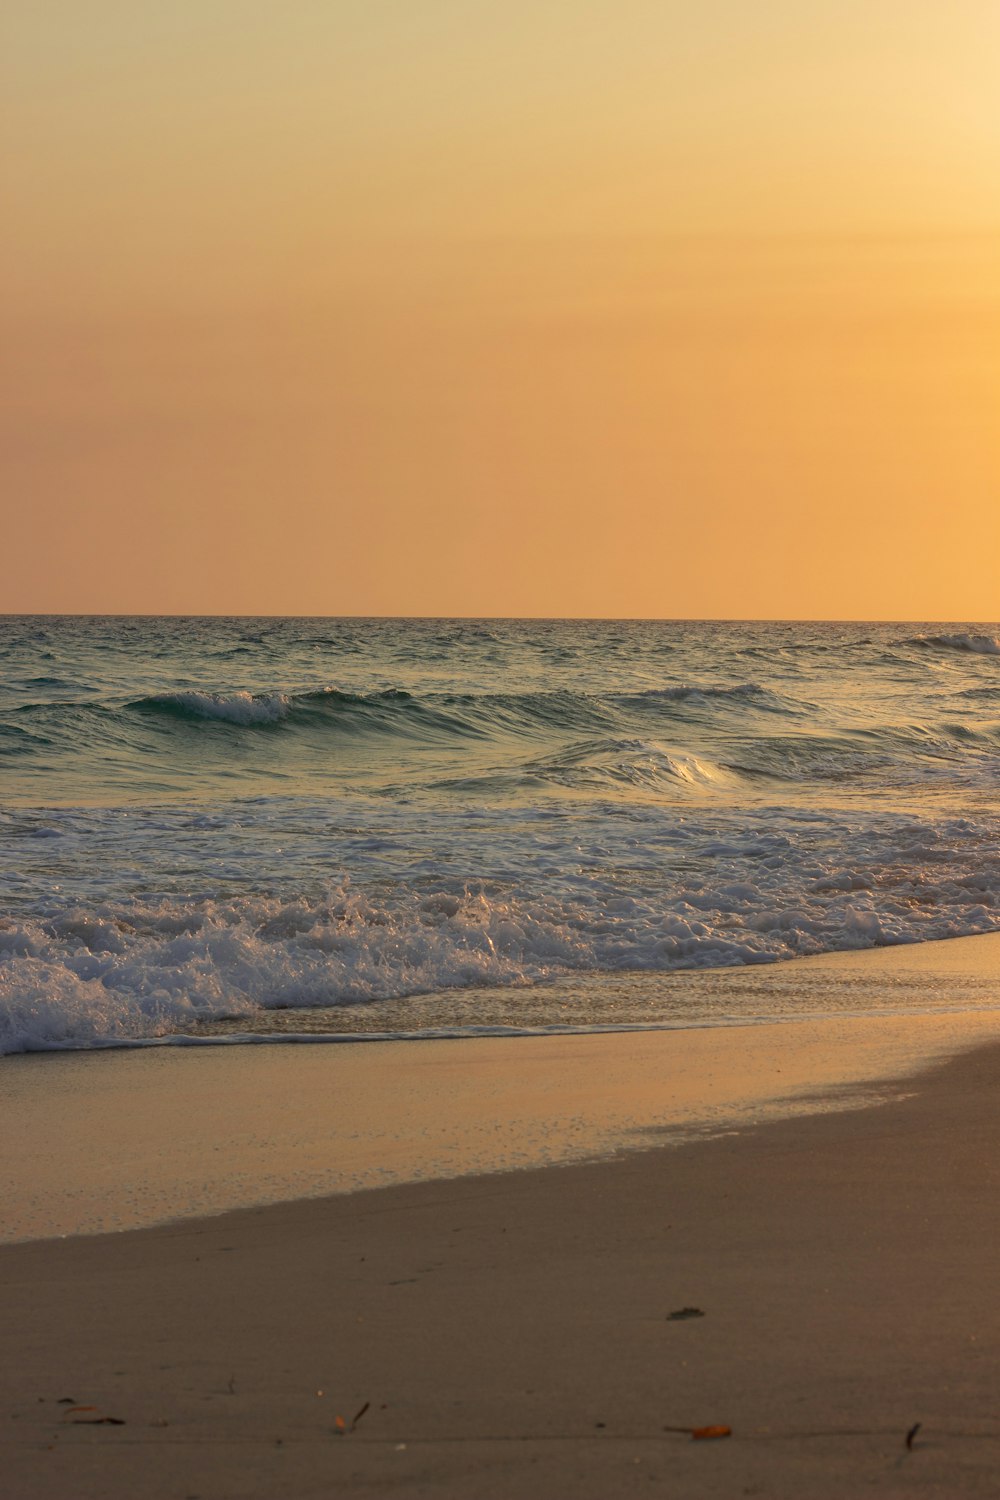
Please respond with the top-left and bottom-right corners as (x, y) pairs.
(4, 940), (1000, 1497)
(7, 0), (999, 1485)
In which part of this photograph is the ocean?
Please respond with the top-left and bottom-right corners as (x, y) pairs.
(3, 617), (1000, 1055)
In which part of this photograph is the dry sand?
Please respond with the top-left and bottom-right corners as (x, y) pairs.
(4, 936), (1000, 1497)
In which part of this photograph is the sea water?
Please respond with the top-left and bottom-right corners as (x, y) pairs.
(3, 617), (1000, 1054)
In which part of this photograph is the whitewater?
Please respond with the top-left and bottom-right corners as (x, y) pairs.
(3, 617), (1000, 1054)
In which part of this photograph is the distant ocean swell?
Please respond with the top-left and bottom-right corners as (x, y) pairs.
(64, 681), (795, 730)
(3, 683), (1000, 795)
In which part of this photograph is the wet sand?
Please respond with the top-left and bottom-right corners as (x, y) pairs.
(2, 1037), (1000, 1493)
(8, 927), (1000, 1246)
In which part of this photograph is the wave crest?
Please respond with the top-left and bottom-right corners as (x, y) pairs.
(910, 634), (1000, 657)
(133, 691), (291, 725)
(124, 681), (800, 740)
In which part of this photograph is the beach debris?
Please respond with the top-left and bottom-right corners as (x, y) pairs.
(62, 1407), (125, 1425)
(333, 1401), (371, 1435)
(56, 1397), (76, 1405)
(905, 1422), (922, 1450)
(667, 1307), (705, 1321)
(663, 1424), (731, 1441)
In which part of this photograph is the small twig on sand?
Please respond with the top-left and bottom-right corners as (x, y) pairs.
(663, 1424), (732, 1441)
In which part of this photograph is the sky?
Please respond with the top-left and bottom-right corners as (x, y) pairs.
(3, 0), (999, 617)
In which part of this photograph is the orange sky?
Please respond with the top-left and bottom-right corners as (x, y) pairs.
(3, 1), (999, 616)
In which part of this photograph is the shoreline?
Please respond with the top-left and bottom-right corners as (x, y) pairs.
(187, 927), (1000, 1039)
(7, 928), (1000, 1061)
(7, 1005), (1000, 1246)
(3, 1034), (1000, 1497)
(6, 930), (1000, 1245)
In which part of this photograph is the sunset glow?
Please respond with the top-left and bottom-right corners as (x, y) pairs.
(4, 1), (998, 616)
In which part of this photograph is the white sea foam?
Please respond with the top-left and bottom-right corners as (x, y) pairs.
(3, 808), (1000, 1054)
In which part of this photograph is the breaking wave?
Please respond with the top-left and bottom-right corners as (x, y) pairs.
(5, 616), (1000, 1055)
(127, 682), (792, 735)
(134, 690), (292, 725)
(910, 633), (1000, 657)
(4, 804), (1000, 1054)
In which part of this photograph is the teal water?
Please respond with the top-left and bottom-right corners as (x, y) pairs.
(3, 617), (1000, 1052)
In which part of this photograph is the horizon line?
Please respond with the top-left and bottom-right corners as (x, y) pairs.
(2, 613), (997, 626)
